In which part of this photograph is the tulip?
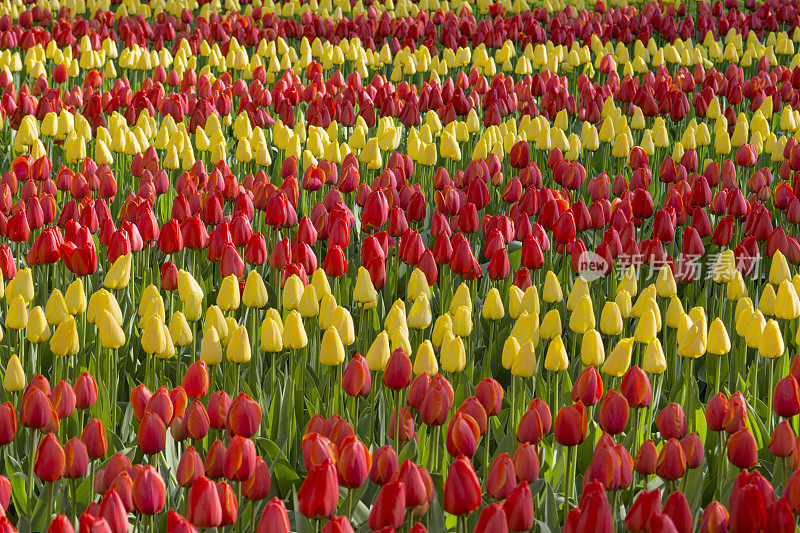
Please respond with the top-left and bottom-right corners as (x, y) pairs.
(337, 435), (371, 489)
(486, 453), (516, 500)
(656, 403), (687, 440)
(227, 393), (261, 438)
(625, 489), (661, 532)
(35, 433), (65, 482)
(727, 428), (758, 469)
(598, 390), (629, 435)
(370, 445), (399, 485)
(297, 460), (338, 519)
(257, 497), (290, 533)
(769, 420), (797, 457)
(187, 477), (222, 529)
(663, 491), (693, 533)
(99, 489), (128, 533)
(563, 481), (613, 533)
(64, 438), (88, 478)
(443, 455), (481, 516)
(81, 419), (107, 460)
(367, 480), (406, 530)
(700, 502), (729, 533)
(445, 412), (480, 458)
(656, 439), (687, 481)
(554, 402), (588, 447)
(132, 466), (166, 515)
(475, 503), (509, 533)
(177, 447), (204, 488)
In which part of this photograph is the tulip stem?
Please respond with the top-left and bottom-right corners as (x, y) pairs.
(483, 417), (491, 478)
(26, 428), (38, 517)
(46, 481), (54, 523)
(768, 358), (776, 433)
(394, 388), (400, 453)
(562, 444), (575, 523)
(70, 478), (76, 525)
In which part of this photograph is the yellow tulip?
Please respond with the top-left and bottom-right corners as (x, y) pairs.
(243, 270), (268, 308)
(449, 283), (472, 315)
(760, 319), (785, 359)
(642, 339), (667, 374)
(542, 271), (563, 303)
(502, 336), (521, 370)
(566, 277), (590, 311)
(521, 286), (540, 315)
(539, 309), (562, 340)
(511, 340), (537, 378)
(414, 340), (438, 375)
(200, 326), (223, 365)
(353, 267), (377, 307)
(432, 314), (453, 349)
(104, 253), (132, 289)
(3, 354), (25, 392)
(283, 275), (304, 311)
(602, 337), (634, 377)
(366, 330), (390, 371)
(544, 336), (569, 372)
(311, 269), (331, 300)
(707, 318), (731, 355)
(26, 306), (49, 343)
(283, 310), (308, 350)
(65, 279), (87, 315)
(482, 288), (505, 320)
(441, 335), (466, 373)
(600, 302), (623, 336)
(452, 306), (473, 337)
(508, 285), (524, 319)
(45, 290), (69, 326)
(7, 268), (33, 304)
(568, 295), (595, 334)
(333, 306), (355, 346)
(169, 312), (192, 348)
(655, 265), (677, 298)
(759, 284), (776, 316)
(776, 280), (800, 320)
(408, 294), (432, 329)
(770, 250), (792, 285)
(678, 324), (706, 358)
(98, 309), (125, 350)
(227, 325), (251, 363)
(745, 310), (766, 349)
(261, 317), (283, 353)
(634, 308), (658, 344)
(615, 290), (632, 319)
(218, 274), (241, 311)
(581, 329), (605, 366)
(407, 269), (431, 303)
(50, 316), (79, 357)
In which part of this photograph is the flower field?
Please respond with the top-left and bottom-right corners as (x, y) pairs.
(2, 0), (800, 530)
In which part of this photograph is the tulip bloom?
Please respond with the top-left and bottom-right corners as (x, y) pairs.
(297, 460), (338, 519)
(443, 455), (481, 516)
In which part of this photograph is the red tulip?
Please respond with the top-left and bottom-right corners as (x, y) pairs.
(620, 366), (652, 408)
(572, 367), (603, 406)
(35, 433), (65, 482)
(64, 438), (89, 479)
(242, 457), (271, 501)
(132, 466), (166, 515)
(769, 420), (797, 457)
(773, 375), (800, 418)
(257, 497), (290, 533)
(727, 428), (758, 469)
(370, 445), (399, 485)
(74, 372), (98, 409)
(0, 402), (16, 445)
(182, 362), (209, 399)
(368, 480), (406, 530)
(700, 502), (729, 533)
(663, 491), (693, 533)
(137, 412), (166, 455)
(656, 439), (687, 481)
(513, 443), (540, 483)
(706, 393), (729, 432)
(625, 489), (661, 532)
(187, 477), (222, 529)
(177, 446), (204, 488)
(227, 392), (261, 438)
(446, 412), (480, 458)
(598, 390), (629, 435)
(554, 402), (588, 446)
(336, 434), (371, 489)
(443, 455), (481, 516)
(563, 481), (613, 533)
(81, 419), (107, 460)
(342, 354), (371, 397)
(504, 481), (534, 532)
(475, 502), (509, 533)
(98, 489), (127, 533)
(216, 481), (238, 526)
(223, 436), (257, 482)
(297, 460), (338, 519)
(656, 403), (687, 440)
(475, 378), (504, 416)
